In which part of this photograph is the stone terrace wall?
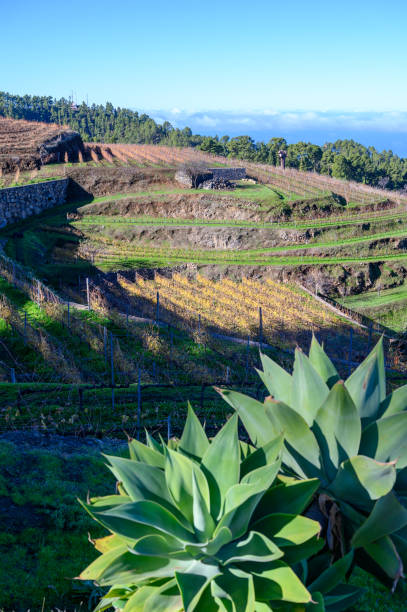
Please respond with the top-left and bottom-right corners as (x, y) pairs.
(209, 168), (246, 181)
(0, 179), (69, 228)
(175, 167), (246, 188)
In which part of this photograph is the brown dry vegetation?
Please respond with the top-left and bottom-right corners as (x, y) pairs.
(0, 116), (83, 173)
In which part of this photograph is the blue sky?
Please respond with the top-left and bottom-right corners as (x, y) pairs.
(2, 0), (407, 150)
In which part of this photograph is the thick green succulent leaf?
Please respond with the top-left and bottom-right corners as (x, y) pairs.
(392, 530), (407, 569)
(263, 399), (322, 480)
(306, 591), (325, 611)
(165, 447), (210, 524)
(291, 349), (329, 425)
(175, 560), (221, 612)
(130, 534), (185, 558)
(309, 335), (340, 388)
(191, 583), (221, 612)
(80, 498), (160, 539)
(252, 560), (312, 603)
(94, 586), (135, 612)
(104, 455), (171, 505)
(218, 461), (280, 539)
(192, 469), (215, 541)
(345, 337), (386, 420)
(186, 526), (233, 558)
(240, 434), (284, 477)
(282, 534), (325, 566)
(253, 479), (320, 521)
(219, 389), (273, 446)
(81, 548), (187, 586)
(201, 414), (240, 519)
(178, 403), (210, 461)
(397, 472), (407, 497)
(212, 568), (255, 612)
(128, 439), (165, 468)
(217, 531), (283, 565)
(323, 584), (365, 612)
(239, 440), (256, 461)
(79, 544), (129, 581)
(93, 533), (133, 553)
(216, 488), (271, 540)
(145, 430), (164, 454)
(252, 513), (321, 548)
(240, 459), (281, 490)
(90, 500), (197, 543)
(359, 412), (407, 469)
(254, 604), (274, 612)
(308, 551), (353, 594)
(313, 381), (361, 481)
(362, 535), (403, 581)
(123, 579), (183, 611)
(87, 494), (131, 510)
(352, 492), (407, 548)
(258, 352), (292, 405)
(379, 384), (407, 418)
(329, 455), (396, 508)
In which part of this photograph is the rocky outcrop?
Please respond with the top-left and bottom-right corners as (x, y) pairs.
(39, 131), (84, 164)
(0, 117), (85, 173)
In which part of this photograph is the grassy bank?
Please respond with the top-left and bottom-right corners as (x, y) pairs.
(1, 436), (406, 612)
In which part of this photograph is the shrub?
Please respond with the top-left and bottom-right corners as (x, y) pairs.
(221, 337), (407, 592)
(80, 406), (325, 610)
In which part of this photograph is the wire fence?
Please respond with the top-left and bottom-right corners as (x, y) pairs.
(1, 252), (407, 439)
(0, 381), (264, 438)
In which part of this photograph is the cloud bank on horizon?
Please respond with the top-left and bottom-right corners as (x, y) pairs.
(151, 109), (407, 135)
(148, 109), (407, 156)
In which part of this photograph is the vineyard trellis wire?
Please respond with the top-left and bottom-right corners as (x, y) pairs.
(0, 249), (404, 391)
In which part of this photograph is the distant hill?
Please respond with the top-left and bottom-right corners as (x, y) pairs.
(0, 91), (406, 191)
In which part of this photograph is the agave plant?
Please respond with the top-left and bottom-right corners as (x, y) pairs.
(220, 337), (407, 590)
(79, 406), (325, 611)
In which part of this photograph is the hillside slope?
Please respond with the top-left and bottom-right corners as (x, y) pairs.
(0, 116), (83, 174)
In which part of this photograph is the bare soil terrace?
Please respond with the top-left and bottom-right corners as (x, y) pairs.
(0, 117), (83, 173)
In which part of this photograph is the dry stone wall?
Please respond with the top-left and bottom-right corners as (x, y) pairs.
(175, 167), (246, 188)
(0, 178), (69, 227)
(209, 168), (246, 181)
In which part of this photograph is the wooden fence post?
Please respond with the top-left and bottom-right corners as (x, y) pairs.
(348, 328), (353, 375)
(86, 277), (90, 310)
(167, 414), (172, 440)
(110, 332), (115, 387)
(78, 388), (83, 411)
(246, 334), (250, 378)
(137, 368), (141, 440)
(103, 326), (108, 364)
(367, 322), (373, 351)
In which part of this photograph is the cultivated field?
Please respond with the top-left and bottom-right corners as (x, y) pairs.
(0, 116), (83, 177)
(2, 139), (407, 611)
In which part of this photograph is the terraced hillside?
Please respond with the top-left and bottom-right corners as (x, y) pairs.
(2, 244), (403, 439)
(0, 116), (84, 177)
(2, 144), (407, 343)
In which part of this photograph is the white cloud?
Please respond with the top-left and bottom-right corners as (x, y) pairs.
(140, 107), (407, 154)
(194, 114), (220, 127)
(149, 109), (407, 133)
